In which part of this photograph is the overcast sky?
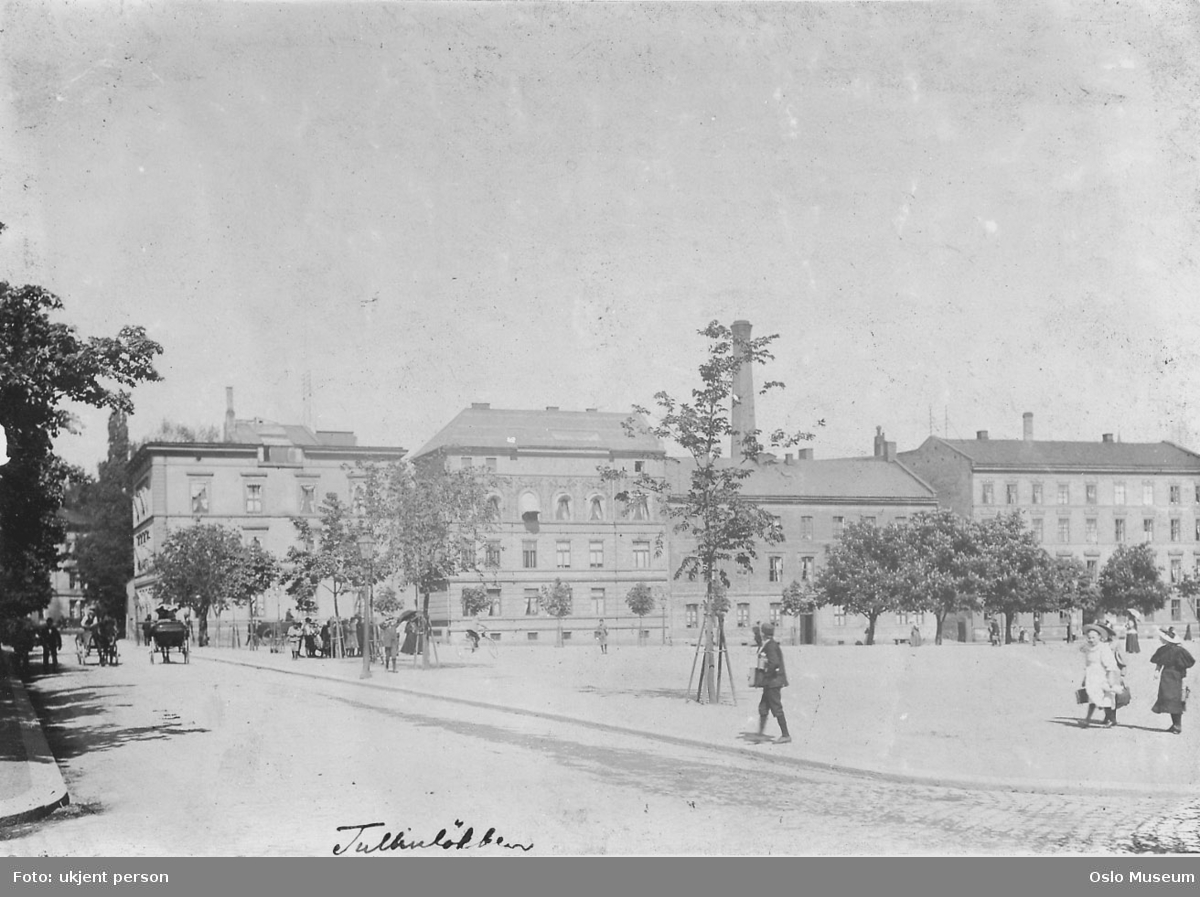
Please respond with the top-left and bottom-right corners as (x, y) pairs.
(2, 0), (1198, 473)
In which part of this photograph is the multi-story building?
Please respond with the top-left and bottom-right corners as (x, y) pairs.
(43, 507), (87, 625)
(667, 431), (940, 646)
(413, 403), (672, 646)
(899, 413), (1200, 639)
(126, 389), (407, 630)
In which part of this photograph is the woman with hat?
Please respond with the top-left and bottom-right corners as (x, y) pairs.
(1150, 627), (1195, 734)
(1079, 622), (1122, 728)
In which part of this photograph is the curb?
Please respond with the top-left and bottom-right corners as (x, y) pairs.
(198, 651), (1200, 800)
(0, 652), (70, 827)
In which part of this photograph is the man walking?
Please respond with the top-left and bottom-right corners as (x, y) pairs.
(755, 622), (791, 744)
(42, 618), (62, 671)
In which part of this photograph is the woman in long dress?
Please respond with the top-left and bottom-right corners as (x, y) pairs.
(1150, 626), (1195, 734)
(1080, 622), (1121, 728)
(1125, 615), (1141, 655)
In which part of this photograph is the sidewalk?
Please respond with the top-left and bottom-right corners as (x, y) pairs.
(0, 649), (69, 826)
(2, 636), (1198, 828)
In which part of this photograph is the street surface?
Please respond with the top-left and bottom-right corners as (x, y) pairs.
(2, 644), (1197, 855)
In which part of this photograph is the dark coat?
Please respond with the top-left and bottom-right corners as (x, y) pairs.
(1151, 643), (1195, 715)
(757, 638), (788, 689)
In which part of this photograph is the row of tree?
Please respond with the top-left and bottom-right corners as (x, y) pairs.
(785, 510), (1174, 645)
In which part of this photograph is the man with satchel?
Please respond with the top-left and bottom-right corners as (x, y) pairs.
(755, 623), (791, 744)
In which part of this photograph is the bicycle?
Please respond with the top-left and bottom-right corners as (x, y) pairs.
(454, 625), (498, 660)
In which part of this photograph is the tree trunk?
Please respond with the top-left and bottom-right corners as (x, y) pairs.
(865, 615), (877, 646)
(421, 589), (432, 669)
(935, 610), (946, 646)
(198, 611), (209, 647)
(556, 616), (563, 647)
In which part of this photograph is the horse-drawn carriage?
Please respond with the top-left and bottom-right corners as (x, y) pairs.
(75, 618), (120, 666)
(149, 618), (190, 663)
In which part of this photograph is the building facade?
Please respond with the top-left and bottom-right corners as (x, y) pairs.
(898, 413), (1200, 639)
(414, 403), (673, 646)
(127, 390), (407, 631)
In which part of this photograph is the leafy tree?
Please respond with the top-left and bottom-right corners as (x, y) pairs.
(539, 577), (574, 647)
(815, 520), (907, 645)
(152, 524), (279, 645)
(1097, 543), (1170, 618)
(901, 511), (982, 646)
(779, 578), (815, 645)
(460, 584), (492, 618)
(369, 452), (496, 668)
(0, 265), (161, 619)
(975, 513), (1064, 643)
(625, 582), (656, 645)
(603, 320), (816, 701)
(374, 584), (403, 618)
(74, 411), (134, 629)
(132, 418), (221, 451)
(284, 494), (371, 622)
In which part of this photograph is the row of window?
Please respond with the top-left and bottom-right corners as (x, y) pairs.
(185, 480), (317, 516)
(509, 539), (654, 570)
(1028, 516), (1200, 544)
(490, 493), (651, 522)
(981, 481), (1199, 507)
(461, 586), (625, 618)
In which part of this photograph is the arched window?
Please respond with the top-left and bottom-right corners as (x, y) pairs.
(588, 496), (604, 521)
(631, 495), (650, 521)
(555, 494), (572, 521)
(487, 495), (502, 521)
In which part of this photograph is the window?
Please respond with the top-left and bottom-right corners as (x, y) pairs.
(1171, 597), (1182, 622)
(485, 457), (497, 471)
(769, 603), (781, 627)
(1144, 483), (1154, 506)
(245, 483), (263, 514)
(556, 541), (571, 568)
(522, 541), (537, 569)
(897, 611), (909, 625)
(1115, 518), (1126, 543)
(555, 495), (571, 521)
(461, 544), (474, 567)
(1172, 519), (1182, 542)
(190, 481), (210, 514)
(1006, 484), (1018, 505)
(1057, 518), (1070, 543)
(862, 516), (876, 527)
(524, 588), (539, 616)
(1144, 519), (1154, 543)
(736, 603), (750, 628)
(1085, 484), (1097, 505)
(686, 604), (699, 629)
(769, 556), (783, 583)
(589, 496), (604, 521)
(461, 456), (472, 469)
(1196, 519), (1200, 542)
(352, 483), (366, 516)
(800, 556), (814, 581)
(591, 588), (605, 616)
(633, 540), (651, 569)
(800, 516), (813, 539)
(981, 482), (994, 505)
(1057, 484), (1069, 505)
(1171, 485), (1182, 505)
(1114, 483), (1126, 505)
(486, 588), (501, 616)
(631, 496), (649, 520)
(487, 495), (501, 521)
(895, 516), (907, 526)
(1086, 518), (1098, 543)
(1171, 558), (1183, 583)
(1086, 560), (1098, 579)
(832, 517), (844, 538)
(1031, 483), (1043, 505)
(834, 607), (846, 627)
(1060, 610), (1071, 622)
(589, 541), (604, 568)
(300, 484), (317, 514)
(526, 631), (539, 640)
(634, 460), (644, 473)
(484, 541), (501, 567)
(1031, 518), (1044, 542)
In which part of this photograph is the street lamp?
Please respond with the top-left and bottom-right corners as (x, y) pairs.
(357, 532), (375, 680)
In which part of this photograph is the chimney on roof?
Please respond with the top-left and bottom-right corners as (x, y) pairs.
(730, 320), (757, 462)
(224, 387), (235, 443)
(873, 426), (886, 458)
(545, 406), (559, 411)
(797, 448), (813, 460)
(471, 403), (491, 410)
(784, 453), (794, 464)
(1023, 412), (1033, 441)
(977, 430), (989, 440)
(1102, 433), (1114, 443)
(585, 407), (598, 413)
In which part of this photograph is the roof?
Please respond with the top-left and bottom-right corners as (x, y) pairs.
(414, 406), (665, 458)
(225, 419), (355, 447)
(666, 457), (938, 503)
(905, 437), (1200, 472)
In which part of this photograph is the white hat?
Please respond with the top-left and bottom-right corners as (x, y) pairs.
(1159, 626), (1181, 645)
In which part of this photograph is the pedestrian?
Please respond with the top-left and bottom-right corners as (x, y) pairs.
(1018, 627), (1028, 644)
(1032, 616), (1042, 646)
(80, 607), (98, 654)
(1150, 626), (1194, 735)
(1066, 617), (1075, 644)
(9, 619), (35, 677)
(752, 621), (763, 648)
(302, 618), (318, 657)
(142, 613), (154, 648)
(287, 621), (302, 660)
(1079, 622), (1122, 728)
(42, 618), (61, 671)
(400, 617), (418, 656)
(1125, 615), (1141, 655)
(989, 618), (1001, 646)
(382, 618), (399, 671)
(754, 622), (791, 744)
(909, 624), (922, 647)
(320, 621), (332, 658)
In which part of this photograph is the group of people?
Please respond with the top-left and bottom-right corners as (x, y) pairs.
(287, 618), (339, 659)
(1079, 619), (1193, 733)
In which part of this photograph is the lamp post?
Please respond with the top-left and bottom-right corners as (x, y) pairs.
(357, 532), (375, 679)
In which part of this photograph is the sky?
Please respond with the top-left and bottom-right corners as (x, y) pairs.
(1, 0), (1199, 474)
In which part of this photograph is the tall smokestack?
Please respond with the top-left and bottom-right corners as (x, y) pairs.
(224, 387), (235, 443)
(730, 320), (756, 461)
(1023, 412), (1033, 441)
